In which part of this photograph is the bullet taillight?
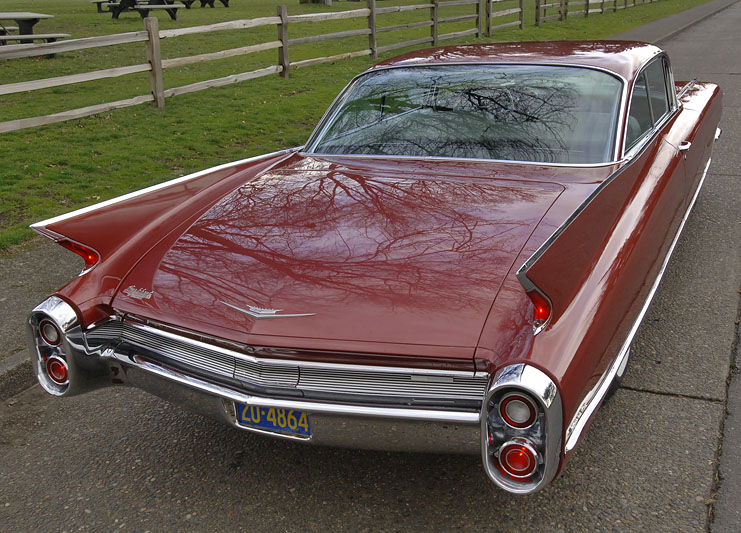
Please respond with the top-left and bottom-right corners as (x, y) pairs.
(527, 289), (551, 332)
(499, 439), (539, 479)
(45, 355), (69, 385)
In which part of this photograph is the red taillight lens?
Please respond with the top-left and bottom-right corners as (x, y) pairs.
(500, 393), (537, 428)
(528, 290), (551, 324)
(59, 239), (100, 271)
(46, 356), (69, 385)
(499, 440), (538, 479)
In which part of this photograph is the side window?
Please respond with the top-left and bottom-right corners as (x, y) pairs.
(625, 58), (673, 151)
(626, 72), (651, 149)
(645, 59), (670, 121)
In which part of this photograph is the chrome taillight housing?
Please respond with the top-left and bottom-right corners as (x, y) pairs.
(28, 297), (79, 396)
(481, 364), (563, 494)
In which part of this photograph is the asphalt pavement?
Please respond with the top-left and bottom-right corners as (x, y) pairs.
(1, 1), (740, 531)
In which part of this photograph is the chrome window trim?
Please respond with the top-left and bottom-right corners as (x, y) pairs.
(304, 62), (628, 165)
(564, 155), (714, 453)
(621, 53), (677, 158)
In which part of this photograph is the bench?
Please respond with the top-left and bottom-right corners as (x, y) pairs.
(0, 33), (69, 44)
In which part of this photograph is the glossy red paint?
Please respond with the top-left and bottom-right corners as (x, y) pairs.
(111, 157), (565, 353)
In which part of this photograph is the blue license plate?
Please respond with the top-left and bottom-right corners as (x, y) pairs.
(235, 403), (311, 438)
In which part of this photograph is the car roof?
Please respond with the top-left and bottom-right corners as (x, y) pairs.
(370, 41), (663, 82)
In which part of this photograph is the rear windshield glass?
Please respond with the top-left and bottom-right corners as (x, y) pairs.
(307, 65), (622, 164)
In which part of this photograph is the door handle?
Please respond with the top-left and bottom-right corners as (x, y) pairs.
(678, 141), (692, 151)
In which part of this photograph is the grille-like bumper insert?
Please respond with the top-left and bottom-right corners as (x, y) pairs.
(86, 320), (487, 403)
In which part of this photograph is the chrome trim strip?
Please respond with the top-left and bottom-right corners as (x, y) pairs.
(29, 148), (299, 230)
(300, 152), (622, 169)
(564, 155), (714, 453)
(304, 62), (628, 165)
(115, 354), (481, 424)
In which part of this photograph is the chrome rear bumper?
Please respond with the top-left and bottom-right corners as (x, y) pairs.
(28, 296), (563, 492)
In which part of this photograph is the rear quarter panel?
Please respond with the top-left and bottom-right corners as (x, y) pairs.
(514, 82), (721, 459)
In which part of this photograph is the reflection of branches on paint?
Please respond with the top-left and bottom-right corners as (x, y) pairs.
(157, 171), (544, 310)
(312, 65), (619, 164)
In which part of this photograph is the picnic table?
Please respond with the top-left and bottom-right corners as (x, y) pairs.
(111, 0), (186, 20)
(0, 12), (54, 34)
(0, 12), (67, 47)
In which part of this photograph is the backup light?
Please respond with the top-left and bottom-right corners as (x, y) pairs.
(39, 319), (62, 346)
(500, 393), (537, 428)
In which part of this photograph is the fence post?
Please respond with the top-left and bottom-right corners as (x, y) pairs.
(431, 0), (439, 46)
(535, 0), (541, 26)
(143, 17), (164, 109)
(600, 0), (605, 14)
(585, 0), (589, 17)
(477, 0), (484, 38)
(368, 0), (377, 60)
(277, 5), (289, 79)
(561, 0), (568, 20)
(485, 0), (491, 36)
(519, 0), (524, 28)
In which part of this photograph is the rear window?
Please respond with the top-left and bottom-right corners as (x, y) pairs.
(307, 65), (623, 164)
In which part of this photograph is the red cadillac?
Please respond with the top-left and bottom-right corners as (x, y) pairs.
(27, 41), (722, 494)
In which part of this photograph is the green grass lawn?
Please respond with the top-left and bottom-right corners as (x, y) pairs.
(0, 0), (713, 250)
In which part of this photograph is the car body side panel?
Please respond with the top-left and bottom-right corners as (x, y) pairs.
(518, 83), (721, 456)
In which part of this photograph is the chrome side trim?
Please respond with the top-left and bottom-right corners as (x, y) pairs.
(115, 353), (481, 424)
(564, 155), (714, 453)
(29, 148), (299, 230)
(481, 364), (563, 495)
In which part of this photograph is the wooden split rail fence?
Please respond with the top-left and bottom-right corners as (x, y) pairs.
(1, 0), (662, 133)
(535, 0), (654, 24)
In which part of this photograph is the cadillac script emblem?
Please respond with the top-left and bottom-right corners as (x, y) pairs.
(123, 286), (153, 300)
(219, 301), (315, 319)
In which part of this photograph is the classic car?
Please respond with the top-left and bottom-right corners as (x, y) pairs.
(27, 41), (721, 494)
